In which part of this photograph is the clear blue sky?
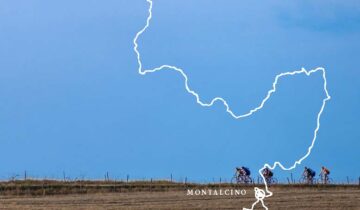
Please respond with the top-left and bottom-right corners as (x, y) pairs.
(0, 0), (359, 182)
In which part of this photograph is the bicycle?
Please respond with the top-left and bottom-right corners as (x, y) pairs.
(299, 174), (315, 184)
(263, 176), (278, 185)
(231, 172), (253, 184)
(317, 173), (333, 184)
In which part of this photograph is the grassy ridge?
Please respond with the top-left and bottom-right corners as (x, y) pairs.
(0, 180), (358, 196)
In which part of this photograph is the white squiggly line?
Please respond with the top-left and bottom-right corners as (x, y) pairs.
(133, 1), (331, 209)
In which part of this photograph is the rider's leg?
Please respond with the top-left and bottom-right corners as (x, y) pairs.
(325, 173), (328, 184)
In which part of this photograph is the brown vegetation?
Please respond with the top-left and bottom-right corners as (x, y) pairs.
(0, 180), (359, 209)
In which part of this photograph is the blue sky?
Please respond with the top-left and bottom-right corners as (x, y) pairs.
(0, 0), (359, 183)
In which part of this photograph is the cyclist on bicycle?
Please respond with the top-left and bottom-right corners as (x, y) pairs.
(236, 166), (250, 178)
(240, 166), (251, 176)
(262, 167), (273, 179)
(261, 167), (274, 184)
(303, 167), (316, 183)
(320, 166), (330, 183)
(234, 166), (252, 183)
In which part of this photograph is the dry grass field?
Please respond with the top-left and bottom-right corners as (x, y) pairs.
(0, 180), (359, 209)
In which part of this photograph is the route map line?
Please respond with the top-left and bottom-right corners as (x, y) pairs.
(133, 1), (331, 209)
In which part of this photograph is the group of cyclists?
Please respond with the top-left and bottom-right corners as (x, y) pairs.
(301, 166), (332, 184)
(233, 166), (331, 184)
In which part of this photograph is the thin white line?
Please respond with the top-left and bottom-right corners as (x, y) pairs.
(133, 1), (331, 209)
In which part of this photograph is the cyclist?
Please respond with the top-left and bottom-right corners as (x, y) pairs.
(262, 167), (273, 181)
(239, 166), (251, 177)
(303, 167), (316, 183)
(235, 166), (252, 183)
(261, 167), (274, 184)
(320, 166), (330, 183)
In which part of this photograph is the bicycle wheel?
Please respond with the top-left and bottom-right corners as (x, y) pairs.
(231, 175), (238, 184)
(317, 177), (324, 184)
(299, 176), (311, 184)
(326, 178), (333, 184)
(310, 177), (316, 184)
(271, 178), (278, 184)
(298, 177), (306, 184)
